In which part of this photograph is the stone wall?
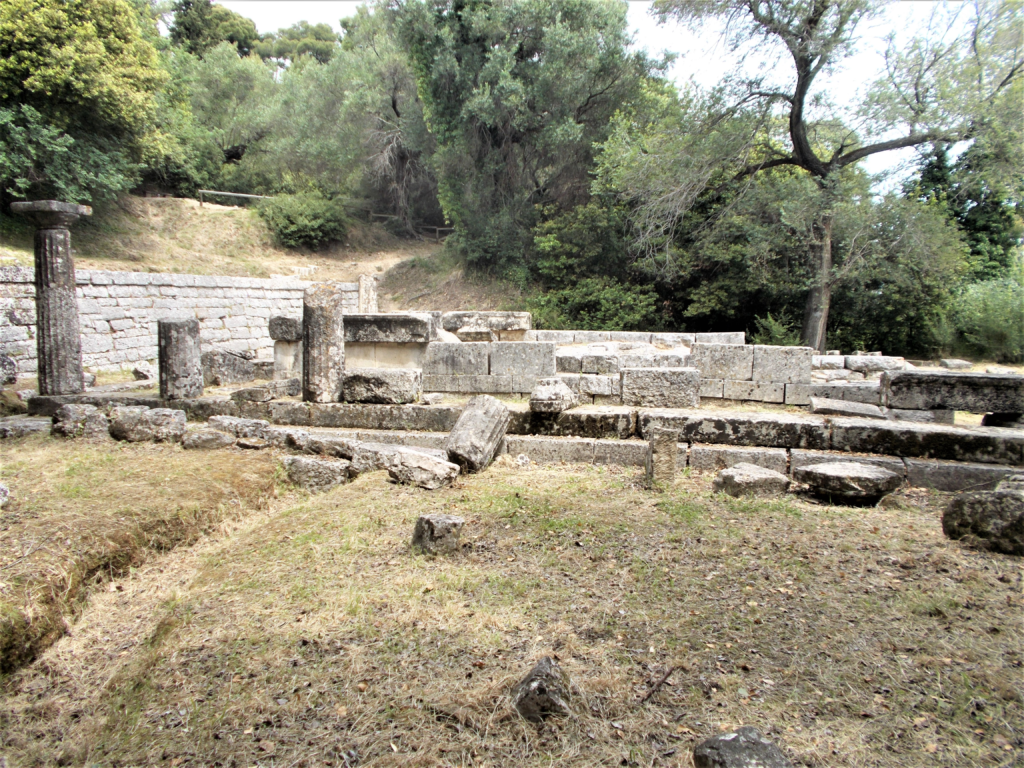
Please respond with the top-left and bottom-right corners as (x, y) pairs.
(0, 267), (371, 375)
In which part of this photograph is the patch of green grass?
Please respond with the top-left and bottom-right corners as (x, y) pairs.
(658, 496), (707, 526)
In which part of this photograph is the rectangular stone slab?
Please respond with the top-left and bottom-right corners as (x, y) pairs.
(507, 405), (636, 439)
(342, 368), (421, 404)
(309, 403), (461, 432)
(722, 380), (785, 403)
(593, 439), (649, 466)
(690, 343), (753, 381)
(789, 449), (906, 478)
(810, 382), (882, 404)
(882, 370), (1024, 413)
(441, 311), (531, 332)
(343, 313), (436, 343)
(829, 417), (1024, 465)
(752, 345), (813, 383)
(689, 444), (788, 474)
(903, 458), (1022, 491)
(445, 395), (511, 472)
(621, 367), (700, 408)
(490, 342), (556, 378)
(503, 435), (595, 464)
(423, 342), (490, 376)
(695, 332), (745, 344)
(639, 409), (829, 450)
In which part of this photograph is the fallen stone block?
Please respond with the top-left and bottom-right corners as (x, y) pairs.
(269, 316), (302, 342)
(883, 370), (1024, 413)
(593, 439), (648, 467)
(830, 417), (1024, 465)
(208, 416), (270, 438)
(412, 514), (465, 555)
(904, 458), (1021, 492)
(884, 407), (955, 425)
(343, 368), (421, 404)
(695, 332), (745, 345)
(387, 448), (460, 490)
(621, 367), (700, 408)
(640, 410), (829, 450)
(812, 355), (845, 370)
(693, 727), (793, 768)
(445, 395), (511, 472)
(504, 435), (595, 464)
(307, 435), (361, 459)
(790, 449), (905, 478)
(722, 380), (784, 403)
(236, 437), (267, 450)
(441, 311), (531, 333)
(530, 378), (578, 413)
(263, 427), (310, 450)
(512, 657), (571, 722)
(793, 461), (902, 505)
(943, 490), (1023, 555)
(424, 343), (489, 376)
(845, 355), (906, 373)
(0, 416), (51, 438)
(690, 343), (753, 381)
(51, 404), (110, 440)
(712, 462), (791, 497)
(490, 342), (556, 378)
(343, 312), (435, 343)
(941, 358), (972, 370)
(690, 445), (788, 474)
(230, 378), (300, 402)
(202, 349), (255, 387)
(282, 455), (350, 493)
(109, 406), (187, 443)
(752, 345), (812, 383)
(809, 396), (885, 419)
(646, 425), (680, 488)
(182, 429), (236, 450)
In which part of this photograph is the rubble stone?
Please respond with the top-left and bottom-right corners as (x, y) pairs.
(845, 355), (906, 373)
(712, 462), (791, 497)
(282, 455), (350, 493)
(51, 403), (109, 440)
(941, 358), (972, 370)
(529, 378), (578, 413)
(207, 416), (270, 438)
(793, 460), (902, 504)
(693, 727), (793, 768)
(512, 657), (571, 722)
(0, 354), (17, 385)
(445, 395), (511, 472)
(412, 514), (465, 554)
(109, 406), (186, 443)
(387, 448), (460, 489)
(943, 490), (1024, 555)
(809, 396), (886, 419)
(182, 429), (236, 450)
(230, 378), (300, 402)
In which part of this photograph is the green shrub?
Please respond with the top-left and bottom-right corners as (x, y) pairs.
(954, 257), (1024, 362)
(751, 312), (801, 346)
(257, 191), (348, 250)
(525, 276), (660, 331)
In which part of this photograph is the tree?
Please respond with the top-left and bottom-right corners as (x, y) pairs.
(0, 0), (166, 201)
(641, 0), (1023, 350)
(169, 0), (259, 57)
(395, 0), (660, 272)
(254, 21), (339, 65)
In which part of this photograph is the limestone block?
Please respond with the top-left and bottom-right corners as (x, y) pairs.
(722, 380), (785, 403)
(421, 375), (458, 393)
(441, 311), (531, 332)
(182, 429), (235, 450)
(829, 417), (1024, 465)
(51, 403), (110, 440)
(159, 318), (203, 399)
(424, 342), (489, 376)
(269, 315), (302, 341)
(281, 455), (350, 494)
(794, 461), (902, 504)
(456, 326), (496, 342)
(809, 396), (885, 419)
(621, 367), (700, 408)
(556, 348), (583, 373)
(812, 355), (845, 370)
(696, 332), (745, 345)
(845, 355), (906, 373)
(412, 514), (465, 554)
(941, 358), (973, 370)
(810, 382), (881, 405)
(387, 449), (460, 490)
(943, 490), (1024, 555)
(646, 425), (680, 488)
(274, 340), (302, 381)
(581, 353), (619, 375)
(882, 370), (1024, 413)
(700, 379), (725, 399)
(654, 352), (690, 368)
(343, 368), (421, 404)
(690, 343), (753, 381)
(445, 394), (511, 472)
(640, 409), (830, 450)
(529, 377), (578, 413)
(0, 416), (50, 438)
(651, 333), (696, 349)
(343, 312), (435, 343)
(538, 406), (635, 439)
(883, 407), (955, 425)
(690, 445), (788, 474)
(230, 378), (300, 402)
(752, 345), (812, 383)
(790, 450), (906, 479)
(904, 458), (1021, 492)
(504, 435), (595, 464)
(490, 342), (556, 378)
(207, 415), (270, 438)
(573, 331), (611, 343)
(579, 374), (619, 397)
(534, 330), (577, 344)
(202, 349), (255, 386)
(593, 439), (648, 467)
(302, 284), (345, 403)
(109, 406), (186, 443)
(458, 374), (513, 394)
(998, 474), (1024, 491)
(712, 463), (791, 497)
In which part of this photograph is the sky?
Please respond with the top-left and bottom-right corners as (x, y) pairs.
(218, 0), (965, 184)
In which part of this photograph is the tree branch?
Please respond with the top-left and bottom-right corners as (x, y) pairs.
(835, 131), (956, 168)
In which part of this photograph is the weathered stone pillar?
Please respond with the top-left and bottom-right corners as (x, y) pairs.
(10, 200), (91, 395)
(303, 283), (346, 402)
(645, 425), (680, 489)
(158, 318), (203, 399)
(357, 274), (378, 313)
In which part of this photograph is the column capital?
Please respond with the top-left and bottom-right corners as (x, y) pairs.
(10, 200), (92, 229)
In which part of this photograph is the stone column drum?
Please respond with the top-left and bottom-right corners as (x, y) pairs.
(158, 318), (203, 399)
(302, 283), (346, 403)
(10, 200), (91, 395)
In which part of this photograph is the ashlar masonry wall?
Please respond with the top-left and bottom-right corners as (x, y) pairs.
(0, 267), (366, 375)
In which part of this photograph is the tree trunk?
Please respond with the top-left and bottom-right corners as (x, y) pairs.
(801, 210), (834, 352)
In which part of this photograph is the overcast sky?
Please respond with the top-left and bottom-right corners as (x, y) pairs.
(218, 0), (963, 184)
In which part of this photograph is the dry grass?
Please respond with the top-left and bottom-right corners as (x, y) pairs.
(0, 434), (277, 674)
(0, 197), (440, 283)
(1, 446), (1020, 767)
(379, 253), (524, 313)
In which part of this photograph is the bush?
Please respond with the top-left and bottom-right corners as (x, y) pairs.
(751, 312), (801, 346)
(953, 258), (1024, 362)
(257, 191), (348, 250)
(525, 276), (660, 331)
